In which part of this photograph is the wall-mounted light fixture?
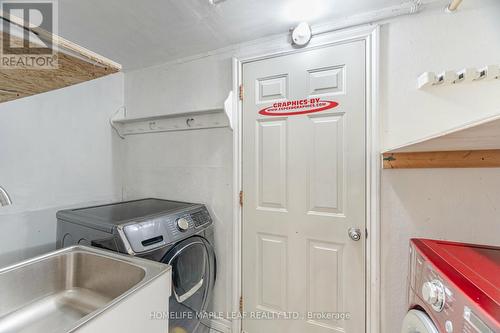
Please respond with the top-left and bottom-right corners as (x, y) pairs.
(291, 22), (312, 47)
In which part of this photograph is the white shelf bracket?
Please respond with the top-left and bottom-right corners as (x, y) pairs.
(224, 90), (234, 131)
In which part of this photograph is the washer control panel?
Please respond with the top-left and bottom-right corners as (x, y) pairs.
(176, 217), (190, 231)
(408, 242), (498, 333)
(122, 205), (212, 254)
(422, 279), (446, 312)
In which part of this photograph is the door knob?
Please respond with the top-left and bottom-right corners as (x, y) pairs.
(348, 228), (362, 241)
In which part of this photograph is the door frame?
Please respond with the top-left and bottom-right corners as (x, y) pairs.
(231, 25), (380, 333)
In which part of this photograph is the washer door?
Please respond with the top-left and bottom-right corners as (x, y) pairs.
(162, 236), (216, 333)
(401, 309), (439, 333)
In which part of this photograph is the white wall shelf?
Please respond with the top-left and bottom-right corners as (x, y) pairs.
(383, 114), (500, 168)
(112, 91), (234, 136)
(112, 108), (231, 136)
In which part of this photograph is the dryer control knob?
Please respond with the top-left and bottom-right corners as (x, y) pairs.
(177, 218), (190, 231)
(422, 279), (445, 312)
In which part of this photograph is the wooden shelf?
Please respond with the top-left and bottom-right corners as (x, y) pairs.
(383, 150), (500, 169)
(383, 115), (500, 169)
(0, 13), (121, 103)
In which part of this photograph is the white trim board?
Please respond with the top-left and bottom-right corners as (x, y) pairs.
(231, 25), (381, 333)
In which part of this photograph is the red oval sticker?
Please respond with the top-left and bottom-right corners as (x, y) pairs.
(259, 99), (339, 116)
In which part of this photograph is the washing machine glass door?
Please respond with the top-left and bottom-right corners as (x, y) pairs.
(163, 236), (216, 333)
(401, 309), (439, 333)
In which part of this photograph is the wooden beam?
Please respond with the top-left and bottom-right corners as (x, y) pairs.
(383, 150), (500, 169)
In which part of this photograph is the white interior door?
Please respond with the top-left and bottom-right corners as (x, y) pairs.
(242, 41), (366, 333)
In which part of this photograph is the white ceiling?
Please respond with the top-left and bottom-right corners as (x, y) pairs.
(58, 0), (404, 70)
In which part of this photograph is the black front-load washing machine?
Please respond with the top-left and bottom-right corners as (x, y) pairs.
(56, 198), (216, 333)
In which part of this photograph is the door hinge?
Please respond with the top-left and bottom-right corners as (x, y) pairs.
(239, 296), (243, 313)
(366, 228), (369, 239)
(239, 190), (244, 207)
(239, 84), (244, 101)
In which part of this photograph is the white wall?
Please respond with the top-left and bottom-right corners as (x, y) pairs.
(379, 1), (500, 332)
(125, 56), (232, 118)
(381, 0), (500, 150)
(124, 56), (234, 330)
(124, 2), (500, 332)
(381, 169), (500, 331)
(0, 74), (125, 267)
(123, 129), (233, 322)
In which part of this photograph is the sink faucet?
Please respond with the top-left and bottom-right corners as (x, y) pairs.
(0, 186), (12, 206)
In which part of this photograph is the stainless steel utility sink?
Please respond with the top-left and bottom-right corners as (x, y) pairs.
(0, 246), (171, 333)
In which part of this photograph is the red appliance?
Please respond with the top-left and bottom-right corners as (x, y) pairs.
(406, 239), (500, 333)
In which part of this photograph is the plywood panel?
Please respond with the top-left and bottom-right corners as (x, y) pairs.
(257, 233), (287, 312)
(0, 32), (119, 103)
(383, 150), (500, 169)
(257, 118), (287, 211)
